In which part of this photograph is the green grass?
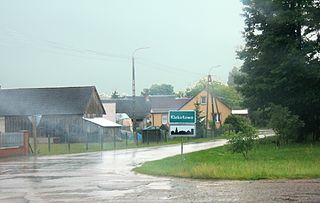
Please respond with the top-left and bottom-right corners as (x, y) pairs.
(134, 142), (320, 180)
(35, 137), (215, 156)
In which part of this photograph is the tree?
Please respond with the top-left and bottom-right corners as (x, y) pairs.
(224, 115), (251, 133)
(227, 67), (240, 87)
(249, 108), (270, 128)
(111, 90), (120, 99)
(236, 0), (320, 140)
(141, 88), (150, 97)
(269, 104), (304, 144)
(175, 90), (185, 98)
(141, 84), (174, 96)
(184, 79), (207, 98)
(224, 115), (257, 159)
(194, 102), (205, 138)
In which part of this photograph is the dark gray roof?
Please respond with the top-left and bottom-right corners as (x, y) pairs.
(102, 96), (151, 120)
(149, 96), (190, 113)
(103, 96), (191, 118)
(0, 86), (105, 116)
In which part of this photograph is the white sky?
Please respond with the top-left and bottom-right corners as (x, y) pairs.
(0, 0), (244, 96)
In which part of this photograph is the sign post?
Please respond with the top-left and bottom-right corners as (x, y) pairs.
(169, 110), (196, 155)
(181, 137), (183, 155)
(28, 115), (42, 155)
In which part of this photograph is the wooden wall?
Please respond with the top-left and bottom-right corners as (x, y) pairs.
(0, 117), (6, 133)
(4, 115), (120, 143)
(5, 115), (87, 142)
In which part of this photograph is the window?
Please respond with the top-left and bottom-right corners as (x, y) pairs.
(214, 113), (221, 122)
(200, 96), (207, 105)
(162, 114), (168, 124)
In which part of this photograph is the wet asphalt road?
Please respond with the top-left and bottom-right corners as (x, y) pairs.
(0, 139), (319, 203)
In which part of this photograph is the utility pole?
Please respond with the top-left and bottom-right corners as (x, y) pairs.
(205, 74), (212, 137)
(32, 116), (37, 155)
(206, 65), (221, 137)
(132, 55), (137, 145)
(28, 115), (41, 155)
(132, 47), (149, 145)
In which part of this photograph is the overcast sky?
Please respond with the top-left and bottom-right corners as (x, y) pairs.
(0, 0), (244, 96)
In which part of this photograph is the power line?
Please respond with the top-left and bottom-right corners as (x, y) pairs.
(0, 27), (130, 61)
(137, 58), (204, 76)
(0, 26), (213, 80)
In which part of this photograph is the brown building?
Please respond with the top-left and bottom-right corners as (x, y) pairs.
(180, 89), (232, 128)
(102, 89), (232, 130)
(148, 96), (190, 127)
(148, 89), (232, 129)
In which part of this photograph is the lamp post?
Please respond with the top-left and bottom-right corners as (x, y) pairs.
(132, 47), (149, 145)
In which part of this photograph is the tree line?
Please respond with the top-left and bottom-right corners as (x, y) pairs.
(110, 80), (243, 110)
(235, 0), (320, 141)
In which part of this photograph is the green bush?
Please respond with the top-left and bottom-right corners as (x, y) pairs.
(224, 115), (252, 133)
(224, 115), (257, 159)
(269, 104), (304, 145)
(249, 108), (270, 128)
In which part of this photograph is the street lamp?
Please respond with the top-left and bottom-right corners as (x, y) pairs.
(132, 47), (149, 145)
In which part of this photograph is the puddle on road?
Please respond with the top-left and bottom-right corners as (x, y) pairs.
(90, 189), (135, 199)
(97, 181), (148, 191)
(146, 181), (172, 190)
(93, 180), (172, 200)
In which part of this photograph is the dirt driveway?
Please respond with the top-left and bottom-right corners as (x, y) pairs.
(0, 140), (319, 202)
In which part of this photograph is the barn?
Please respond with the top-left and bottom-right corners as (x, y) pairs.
(0, 86), (108, 145)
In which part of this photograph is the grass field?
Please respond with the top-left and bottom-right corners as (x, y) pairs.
(134, 141), (320, 180)
(35, 137), (214, 156)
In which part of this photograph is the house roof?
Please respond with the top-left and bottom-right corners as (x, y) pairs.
(149, 96), (190, 113)
(0, 86), (105, 116)
(102, 95), (191, 118)
(102, 96), (151, 120)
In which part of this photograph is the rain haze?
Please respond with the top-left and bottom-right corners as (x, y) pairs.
(0, 0), (244, 95)
(1, 1), (320, 202)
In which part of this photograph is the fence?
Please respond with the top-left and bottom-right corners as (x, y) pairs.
(30, 129), (139, 156)
(0, 132), (24, 148)
(0, 132), (29, 157)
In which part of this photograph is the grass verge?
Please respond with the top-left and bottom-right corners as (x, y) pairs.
(134, 141), (320, 180)
(36, 137), (215, 156)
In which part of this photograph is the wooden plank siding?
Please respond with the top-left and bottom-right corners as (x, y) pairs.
(4, 115), (116, 143)
(84, 89), (105, 117)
